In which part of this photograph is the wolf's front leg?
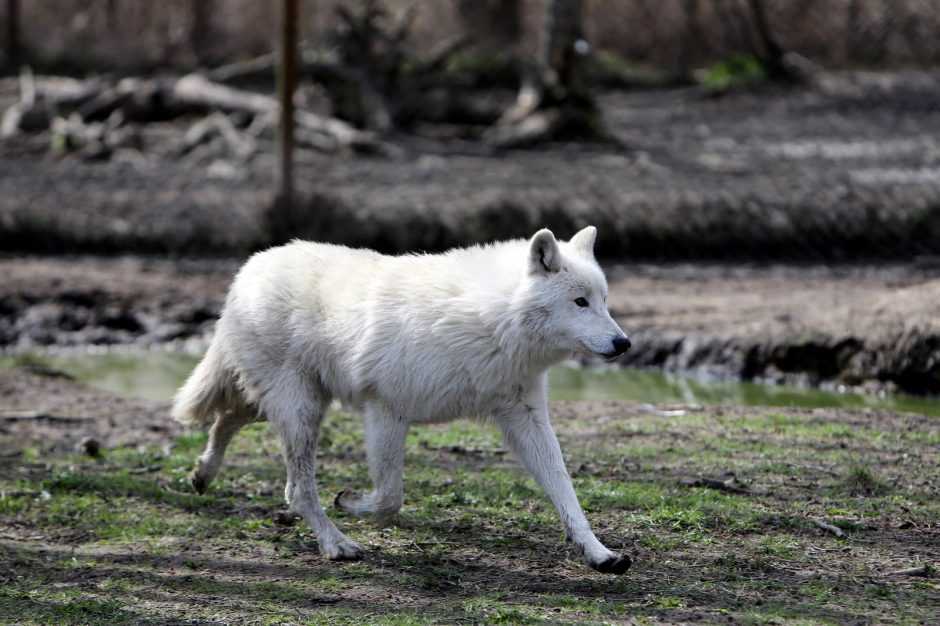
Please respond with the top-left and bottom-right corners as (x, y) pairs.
(496, 396), (631, 574)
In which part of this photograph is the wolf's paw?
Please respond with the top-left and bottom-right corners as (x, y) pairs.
(589, 553), (632, 575)
(335, 489), (401, 517)
(320, 536), (364, 561)
(188, 470), (209, 495)
(333, 489), (363, 513)
(272, 510), (300, 526)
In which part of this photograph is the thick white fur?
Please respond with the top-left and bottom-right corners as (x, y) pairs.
(173, 226), (632, 572)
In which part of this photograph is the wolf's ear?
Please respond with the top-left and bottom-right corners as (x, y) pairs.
(529, 229), (561, 274)
(568, 226), (597, 259)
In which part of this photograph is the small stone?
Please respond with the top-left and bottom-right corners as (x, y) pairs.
(78, 436), (101, 458)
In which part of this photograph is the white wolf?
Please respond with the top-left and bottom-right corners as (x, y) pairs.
(172, 226), (633, 574)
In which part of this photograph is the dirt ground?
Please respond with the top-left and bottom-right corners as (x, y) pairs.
(2, 255), (939, 395)
(3, 70), (940, 259)
(0, 366), (937, 624)
(0, 367), (182, 453)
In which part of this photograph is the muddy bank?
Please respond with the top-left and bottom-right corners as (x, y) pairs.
(0, 256), (233, 350)
(610, 264), (940, 395)
(0, 367), (180, 453)
(2, 257), (939, 396)
(3, 71), (940, 260)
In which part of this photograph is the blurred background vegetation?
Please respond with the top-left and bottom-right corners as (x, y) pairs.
(6, 1), (940, 75)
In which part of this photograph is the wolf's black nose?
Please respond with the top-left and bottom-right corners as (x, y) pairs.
(611, 336), (632, 356)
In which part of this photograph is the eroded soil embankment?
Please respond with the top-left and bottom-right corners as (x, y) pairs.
(609, 264), (940, 394)
(1, 258), (938, 395)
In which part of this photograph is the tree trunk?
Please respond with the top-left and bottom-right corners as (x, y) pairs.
(712, 0), (808, 85)
(5, 0), (20, 64)
(679, 0), (704, 74)
(746, 0), (809, 83)
(846, 0), (861, 65)
(746, 0), (783, 77)
(540, 0), (586, 102)
(191, 0), (213, 66)
(487, 0), (606, 147)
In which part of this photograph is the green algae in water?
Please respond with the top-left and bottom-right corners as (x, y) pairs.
(3, 352), (200, 404)
(549, 366), (940, 417)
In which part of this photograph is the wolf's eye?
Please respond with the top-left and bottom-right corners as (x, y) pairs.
(574, 297), (589, 307)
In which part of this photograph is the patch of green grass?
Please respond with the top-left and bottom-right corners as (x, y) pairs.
(654, 596), (683, 609)
(0, 588), (132, 625)
(732, 412), (858, 440)
(698, 53), (767, 90)
(2, 402), (937, 625)
(756, 534), (800, 558)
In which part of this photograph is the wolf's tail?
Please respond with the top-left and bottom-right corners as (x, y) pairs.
(172, 338), (235, 428)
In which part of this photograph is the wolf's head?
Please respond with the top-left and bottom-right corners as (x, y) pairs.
(520, 226), (631, 361)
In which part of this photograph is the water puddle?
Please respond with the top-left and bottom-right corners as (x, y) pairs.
(4, 351), (940, 417)
(549, 366), (940, 417)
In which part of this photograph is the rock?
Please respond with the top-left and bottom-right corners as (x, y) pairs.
(1, 101), (50, 137)
(78, 436), (101, 457)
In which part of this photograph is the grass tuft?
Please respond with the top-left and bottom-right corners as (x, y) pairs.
(841, 462), (891, 496)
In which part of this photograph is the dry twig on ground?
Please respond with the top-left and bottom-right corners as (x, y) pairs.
(810, 518), (847, 538)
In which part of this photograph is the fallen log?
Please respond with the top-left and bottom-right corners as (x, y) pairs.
(172, 73), (275, 115)
(51, 111), (141, 160)
(2, 68), (109, 137)
(681, 475), (752, 495)
(1, 100), (48, 136)
(172, 73), (380, 152)
(78, 88), (133, 122)
(885, 565), (932, 577)
(182, 110), (256, 159)
(4, 69), (381, 153)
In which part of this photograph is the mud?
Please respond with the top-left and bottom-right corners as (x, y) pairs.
(1, 365), (936, 625)
(0, 256), (233, 351)
(608, 264), (940, 394)
(0, 367), (180, 454)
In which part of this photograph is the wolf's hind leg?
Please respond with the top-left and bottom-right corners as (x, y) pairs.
(266, 373), (363, 560)
(189, 409), (255, 494)
(335, 403), (409, 517)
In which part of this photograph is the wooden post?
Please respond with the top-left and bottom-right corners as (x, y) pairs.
(277, 0), (299, 211)
(5, 0), (21, 64)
